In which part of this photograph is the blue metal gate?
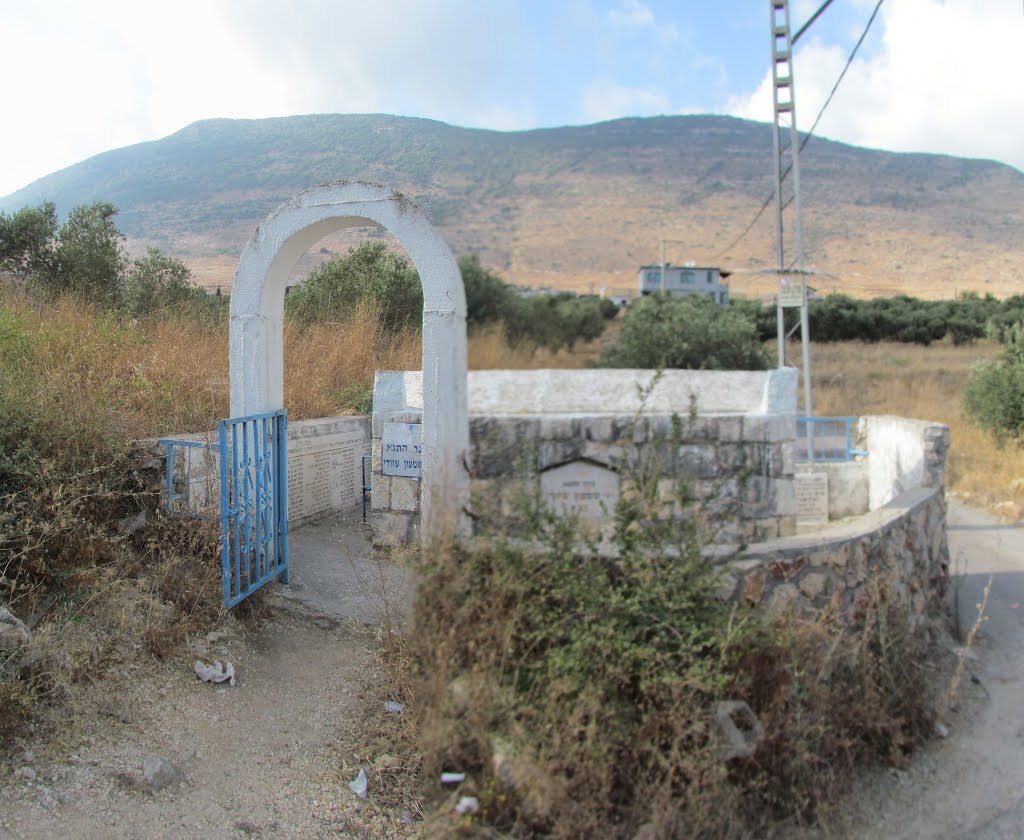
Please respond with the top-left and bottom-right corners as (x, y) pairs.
(219, 409), (289, 607)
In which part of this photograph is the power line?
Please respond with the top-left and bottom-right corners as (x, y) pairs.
(799, 0), (884, 152)
(715, 0), (885, 261)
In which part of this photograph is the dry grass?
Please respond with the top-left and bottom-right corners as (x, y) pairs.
(809, 338), (1023, 511)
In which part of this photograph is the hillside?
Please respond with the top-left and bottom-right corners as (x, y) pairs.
(3, 113), (1024, 298)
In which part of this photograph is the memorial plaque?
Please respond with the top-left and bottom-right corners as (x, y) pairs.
(795, 472), (829, 524)
(540, 460), (619, 524)
(287, 428), (367, 523)
(382, 423), (423, 478)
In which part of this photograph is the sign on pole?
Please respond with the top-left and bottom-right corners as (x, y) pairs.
(778, 276), (804, 308)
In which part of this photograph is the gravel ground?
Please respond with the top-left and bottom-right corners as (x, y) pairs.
(0, 613), (417, 839)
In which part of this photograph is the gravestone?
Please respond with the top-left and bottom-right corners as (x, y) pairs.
(540, 460), (620, 525)
(795, 472), (829, 525)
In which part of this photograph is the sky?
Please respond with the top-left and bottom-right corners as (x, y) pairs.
(1, 0), (1022, 198)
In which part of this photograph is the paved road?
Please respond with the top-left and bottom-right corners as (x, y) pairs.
(944, 501), (1024, 839)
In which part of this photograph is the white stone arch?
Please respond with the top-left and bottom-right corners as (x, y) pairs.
(229, 181), (469, 545)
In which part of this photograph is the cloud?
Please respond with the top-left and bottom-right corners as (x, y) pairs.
(606, 0), (679, 45)
(582, 81), (669, 123)
(725, 0), (1024, 172)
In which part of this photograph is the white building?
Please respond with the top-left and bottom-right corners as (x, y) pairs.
(637, 264), (730, 304)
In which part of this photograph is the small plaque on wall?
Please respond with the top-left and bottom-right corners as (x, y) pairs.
(382, 422), (422, 478)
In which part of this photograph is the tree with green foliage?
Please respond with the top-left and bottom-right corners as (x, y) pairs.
(598, 293), (768, 370)
(458, 253), (514, 328)
(0, 201), (58, 280)
(123, 247), (213, 319)
(286, 240), (423, 331)
(46, 201), (126, 307)
(964, 322), (1024, 445)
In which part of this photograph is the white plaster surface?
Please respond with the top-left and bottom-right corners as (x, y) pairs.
(228, 182), (469, 545)
(374, 368), (797, 416)
(861, 416), (934, 510)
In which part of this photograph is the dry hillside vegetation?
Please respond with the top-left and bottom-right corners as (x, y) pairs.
(4, 114), (1023, 299)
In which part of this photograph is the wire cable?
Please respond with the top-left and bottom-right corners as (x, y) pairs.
(715, 0), (885, 260)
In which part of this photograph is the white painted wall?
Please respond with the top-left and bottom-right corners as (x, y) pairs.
(861, 415), (947, 509)
(229, 182), (469, 545)
(373, 368), (797, 417)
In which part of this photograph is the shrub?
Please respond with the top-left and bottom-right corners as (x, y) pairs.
(123, 247), (223, 322)
(285, 240), (423, 331)
(964, 322), (1024, 445)
(598, 293), (769, 370)
(407, 407), (934, 837)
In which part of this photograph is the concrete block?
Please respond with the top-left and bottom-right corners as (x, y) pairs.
(742, 415), (766, 442)
(774, 478), (796, 516)
(390, 477), (420, 512)
(538, 440), (582, 470)
(371, 474), (391, 511)
(539, 415), (578, 441)
(677, 445), (718, 480)
(683, 415), (718, 443)
(716, 444), (748, 472)
(717, 415), (743, 443)
(781, 442), (796, 476)
(584, 416), (616, 442)
(765, 413), (797, 443)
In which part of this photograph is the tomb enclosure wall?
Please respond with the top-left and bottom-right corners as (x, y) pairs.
(370, 368), (800, 543)
(157, 415), (370, 528)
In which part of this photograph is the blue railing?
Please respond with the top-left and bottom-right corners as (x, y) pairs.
(157, 438), (220, 514)
(795, 416), (867, 463)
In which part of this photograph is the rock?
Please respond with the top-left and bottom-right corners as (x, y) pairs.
(17, 766), (37, 781)
(714, 700), (764, 760)
(799, 572), (829, 600)
(632, 823), (657, 840)
(143, 755), (182, 791)
(739, 569), (768, 604)
(715, 573), (738, 601)
(766, 583), (801, 618)
(934, 722), (950, 739)
(455, 796), (479, 816)
(116, 510), (147, 535)
(374, 753), (400, 770)
(0, 606), (32, 650)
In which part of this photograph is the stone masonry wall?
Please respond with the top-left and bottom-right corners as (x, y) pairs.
(727, 485), (949, 631)
(369, 410), (798, 544)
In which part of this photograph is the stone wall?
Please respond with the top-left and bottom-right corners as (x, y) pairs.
(793, 417), (949, 526)
(728, 485), (949, 631)
(159, 415), (370, 528)
(369, 367), (801, 544)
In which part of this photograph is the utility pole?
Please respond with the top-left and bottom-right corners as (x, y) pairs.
(770, 0), (814, 424)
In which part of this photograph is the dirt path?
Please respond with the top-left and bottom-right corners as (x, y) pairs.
(5, 502), (1024, 839)
(0, 514), (415, 840)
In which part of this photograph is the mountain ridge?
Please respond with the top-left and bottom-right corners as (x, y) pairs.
(4, 113), (1023, 298)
